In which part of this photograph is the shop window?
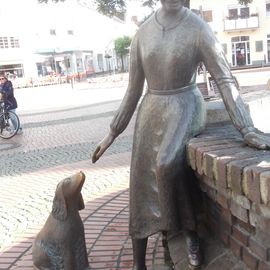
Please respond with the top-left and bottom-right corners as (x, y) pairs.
(231, 36), (250, 66)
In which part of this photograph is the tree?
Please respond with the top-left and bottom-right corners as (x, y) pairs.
(114, 36), (132, 72)
(38, 0), (253, 20)
(142, 0), (253, 9)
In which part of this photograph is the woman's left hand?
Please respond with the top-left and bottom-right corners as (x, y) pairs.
(244, 131), (270, 150)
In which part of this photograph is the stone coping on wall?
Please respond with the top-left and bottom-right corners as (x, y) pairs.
(205, 87), (270, 133)
(187, 123), (270, 270)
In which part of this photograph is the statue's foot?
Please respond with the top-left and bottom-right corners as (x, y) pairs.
(186, 231), (203, 269)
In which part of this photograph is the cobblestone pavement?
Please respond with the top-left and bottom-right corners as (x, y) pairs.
(0, 77), (249, 269)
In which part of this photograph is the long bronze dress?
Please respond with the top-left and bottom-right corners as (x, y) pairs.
(110, 7), (253, 239)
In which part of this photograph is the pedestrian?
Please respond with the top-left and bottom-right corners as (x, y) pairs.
(0, 73), (22, 134)
(92, 0), (270, 269)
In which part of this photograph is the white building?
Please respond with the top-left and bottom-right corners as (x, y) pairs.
(190, 0), (270, 68)
(0, 0), (136, 80)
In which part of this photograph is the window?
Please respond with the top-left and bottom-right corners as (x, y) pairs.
(10, 37), (20, 48)
(202, 10), (213, 22)
(228, 6), (250, 19)
(231, 36), (250, 66)
(67, 30), (74, 35)
(50, 29), (56, 35)
(267, 1), (270, 16)
(97, 54), (104, 71)
(267, 34), (270, 62)
(228, 8), (238, 19)
(0, 37), (8, 48)
(255, 41), (263, 52)
(222, 44), (227, 54)
(232, 36), (249, 42)
(240, 7), (249, 18)
(0, 37), (19, 49)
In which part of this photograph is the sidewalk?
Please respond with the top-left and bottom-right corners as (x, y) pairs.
(0, 75), (252, 269)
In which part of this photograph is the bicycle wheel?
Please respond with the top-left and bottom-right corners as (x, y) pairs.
(0, 111), (20, 139)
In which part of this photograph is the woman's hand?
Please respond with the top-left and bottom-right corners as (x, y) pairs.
(244, 131), (270, 150)
(92, 133), (115, 163)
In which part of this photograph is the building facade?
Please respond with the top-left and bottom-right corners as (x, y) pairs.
(0, 0), (135, 81)
(190, 0), (270, 68)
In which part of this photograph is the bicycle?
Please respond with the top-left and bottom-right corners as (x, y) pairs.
(0, 93), (20, 139)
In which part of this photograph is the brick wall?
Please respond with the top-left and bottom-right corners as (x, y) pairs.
(187, 123), (270, 270)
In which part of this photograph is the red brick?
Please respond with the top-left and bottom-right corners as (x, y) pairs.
(230, 200), (249, 223)
(219, 230), (230, 247)
(228, 161), (245, 194)
(206, 185), (217, 201)
(258, 260), (270, 270)
(249, 237), (269, 261)
(250, 210), (270, 234)
(229, 157), (267, 195)
(231, 192), (251, 210)
(243, 167), (262, 204)
(220, 208), (233, 225)
(186, 138), (222, 170)
(202, 144), (241, 179)
(195, 141), (239, 175)
(235, 217), (254, 234)
(0, 264), (10, 269)
(230, 236), (243, 259)
(214, 147), (258, 189)
(232, 225), (249, 246)
(242, 247), (259, 270)
(260, 171), (270, 206)
(216, 156), (232, 189)
(217, 192), (229, 209)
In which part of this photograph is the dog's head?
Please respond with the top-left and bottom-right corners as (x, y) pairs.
(52, 171), (85, 221)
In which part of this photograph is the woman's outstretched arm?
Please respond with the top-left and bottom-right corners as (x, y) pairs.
(92, 32), (145, 163)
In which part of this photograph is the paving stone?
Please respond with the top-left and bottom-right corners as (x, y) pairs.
(0, 83), (250, 270)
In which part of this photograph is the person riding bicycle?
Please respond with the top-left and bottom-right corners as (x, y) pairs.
(0, 73), (22, 134)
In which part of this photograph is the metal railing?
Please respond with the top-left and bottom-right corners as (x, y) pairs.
(224, 15), (259, 31)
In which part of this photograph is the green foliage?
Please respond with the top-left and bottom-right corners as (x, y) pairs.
(95, 0), (126, 19)
(38, 0), (126, 19)
(114, 36), (132, 71)
(38, 0), (253, 18)
(141, 0), (252, 9)
(114, 36), (132, 56)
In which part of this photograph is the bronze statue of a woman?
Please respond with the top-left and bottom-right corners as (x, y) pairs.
(92, 0), (270, 269)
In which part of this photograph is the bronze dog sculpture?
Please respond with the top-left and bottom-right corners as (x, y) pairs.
(32, 172), (90, 270)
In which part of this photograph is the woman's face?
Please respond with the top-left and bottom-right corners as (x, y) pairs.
(0, 77), (6, 85)
(160, 0), (184, 13)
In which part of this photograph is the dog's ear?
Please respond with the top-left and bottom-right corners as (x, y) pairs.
(52, 182), (67, 221)
(78, 193), (85, 210)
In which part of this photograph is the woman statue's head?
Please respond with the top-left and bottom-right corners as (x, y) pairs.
(160, 0), (185, 13)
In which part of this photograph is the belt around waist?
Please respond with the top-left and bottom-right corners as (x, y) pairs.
(147, 83), (196, 95)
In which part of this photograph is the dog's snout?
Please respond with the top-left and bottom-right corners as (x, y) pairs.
(79, 171), (85, 181)
(72, 171), (85, 190)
